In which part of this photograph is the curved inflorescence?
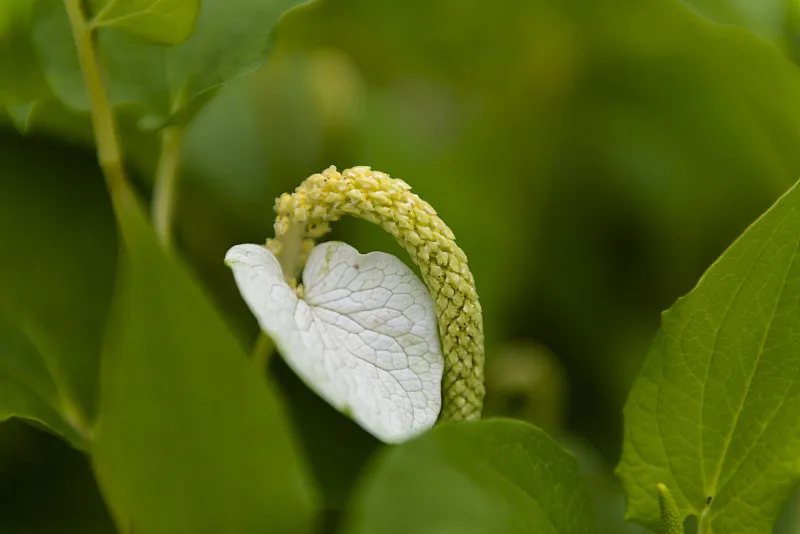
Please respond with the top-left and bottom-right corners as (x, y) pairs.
(266, 166), (485, 420)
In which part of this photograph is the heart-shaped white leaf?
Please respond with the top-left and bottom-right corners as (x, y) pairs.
(225, 241), (444, 443)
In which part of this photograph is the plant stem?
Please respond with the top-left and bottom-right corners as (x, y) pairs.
(62, 0), (129, 199)
(252, 332), (275, 373)
(62, 0), (132, 442)
(152, 126), (184, 248)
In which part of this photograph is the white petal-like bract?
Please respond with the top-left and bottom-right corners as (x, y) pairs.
(225, 241), (443, 443)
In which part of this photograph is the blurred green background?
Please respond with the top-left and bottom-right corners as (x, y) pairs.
(4, 0), (800, 531)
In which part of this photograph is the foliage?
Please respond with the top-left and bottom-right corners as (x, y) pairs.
(343, 420), (595, 534)
(0, 134), (115, 448)
(4, 0), (800, 533)
(93, 189), (319, 534)
(618, 178), (800, 532)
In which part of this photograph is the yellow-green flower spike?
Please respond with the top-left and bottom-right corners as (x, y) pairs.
(266, 165), (485, 420)
(656, 483), (683, 534)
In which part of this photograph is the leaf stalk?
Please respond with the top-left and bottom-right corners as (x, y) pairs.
(62, 0), (130, 201)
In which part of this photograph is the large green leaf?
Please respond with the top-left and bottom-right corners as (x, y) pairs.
(32, 0), (310, 125)
(0, 375), (79, 445)
(342, 419), (595, 534)
(678, 0), (785, 41)
(92, 189), (319, 534)
(163, 0), (310, 116)
(0, 0), (52, 116)
(88, 0), (199, 44)
(271, 357), (381, 513)
(617, 179), (800, 533)
(0, 133), (117, 448)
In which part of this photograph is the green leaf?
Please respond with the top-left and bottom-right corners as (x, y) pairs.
(89, 0), (199, 45)
(342, 419), (595, 534)
(0, 374), (80, 445)
(271, 357), (381, 513)
(562, 436), (649, 534)
(678, 0), (785, 42)
(31, 0), (88, 111)
(0, 133), (117, 448)
(5, 101), (35, 132)
(0, 0), (52, 106)
(32, 0), (310, 124)
(92, 189), (319, 534)
(618, 179), (800, 532)
(162, 0), (309, 116)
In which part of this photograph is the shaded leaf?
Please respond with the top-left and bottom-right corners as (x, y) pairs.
(0, 375), (80, 446)
(271, 356), (381, 514)
(618, 179), (800, 532)
(562, 436), (649, 534)
(31, 0), (87, 111)
(32, 0), (310, 124)
(0, 420), (116, 534)
(0, 0), (51, 106)
(162, 0), (310, 119)
(0, 133), (117, 448)
(5, 101), (35, 132)
(92, 189), (319, 534)
(89, 0), (199, 44)
(342, 419), (595, 534)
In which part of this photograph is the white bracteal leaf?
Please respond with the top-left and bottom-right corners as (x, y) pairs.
(225, 241), (444, 443)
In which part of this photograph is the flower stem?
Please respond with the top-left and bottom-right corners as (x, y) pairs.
(62, 0), (130, 200)
(152, 126), (184, 248)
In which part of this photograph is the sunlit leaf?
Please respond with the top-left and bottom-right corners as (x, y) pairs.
(0, 0), (52, 108)
(618, 179), (800, 533)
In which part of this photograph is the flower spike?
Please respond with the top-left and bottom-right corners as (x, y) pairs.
(267, 166), (485, 420)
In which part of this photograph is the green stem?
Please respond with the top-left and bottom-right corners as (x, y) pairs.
(61, 0), (133, 442)
(252, 332), (275, 373)
(151, 126), (184, 248)
(62, 0), (130, 200)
